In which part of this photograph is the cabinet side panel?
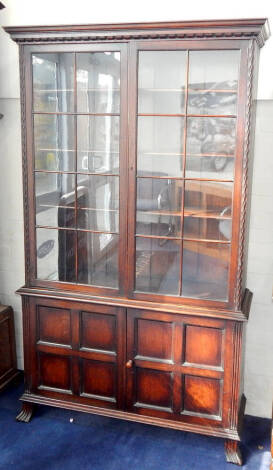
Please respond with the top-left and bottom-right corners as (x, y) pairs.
(234, 40), (260, 309)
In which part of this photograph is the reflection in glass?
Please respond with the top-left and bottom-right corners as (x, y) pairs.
(182, 241), (230, 300)
(36, 228), (76, 282)
(77, 52), (120, 113)
(186, 117), (236, 158)
(138, 51), (187, 114)
(35, 172), (75, 228)
(137, 116), (184, 177)
(77, 175), (119, 232)
(183, 217), (232, 241)
(136, 178), (182, 237)
(77, 232), (119, 288)
(34, 114), (75, 171)
(135, 237), (180, 295)
(184, 181), (233, 218)
(136, 213), (181, 238)
(188, 50), (240, 115)
(33, 53), (74, 113)
(77, 115), (119, 174)
(185, 155), (235, 180)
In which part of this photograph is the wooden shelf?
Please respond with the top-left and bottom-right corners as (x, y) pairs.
(184, 209), (231, 219)
(137, 209), (231, 219)
(38, 148), (119, 154)
(36, 225), (119, 235)
(139, 88), (184, 92)
(137, 209), (182, 217)
(139, 152), (234, 158)
(188, 88), (237, 93)
(35, 88), (120, 92)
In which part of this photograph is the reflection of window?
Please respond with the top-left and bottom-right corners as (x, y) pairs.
(33, 56), (58, 174)
(100, 233), (112, 251)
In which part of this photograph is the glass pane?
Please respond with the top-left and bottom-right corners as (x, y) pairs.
(77, 232), (119, 288)
(77, 115), (119, 174)
(184, 181), (233, 218)
(35, 172), (75, 228)
(135, 237), (180, 295)
(77, 175), (119, 232)
(183, 217), (232, 241)
(33, 53), (74, 113)
(186, 117), (236, 158)
(77, 52), (120, 113)
(36, 228), (76, 282)
(34, 114), (75, 171)
(188, 50), (240, 115)
(185, 155), (234, 180)
(137, 116), (184, 177)
(136, 178), (182, 237)
(138, 51), (187, 114)
(182, 241), (230, 300)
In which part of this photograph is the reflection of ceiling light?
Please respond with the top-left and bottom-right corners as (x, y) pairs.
(105, 52), (111, 56)
(33, 56), (44, 65)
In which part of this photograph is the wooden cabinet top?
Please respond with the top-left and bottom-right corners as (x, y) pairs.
(4, 18), (270, 47)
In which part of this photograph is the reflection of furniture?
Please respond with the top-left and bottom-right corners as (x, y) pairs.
(0, 305), (20, 391)
(6, 19), (269, 466)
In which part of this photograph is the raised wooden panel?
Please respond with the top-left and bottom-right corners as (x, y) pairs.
(0, 319), (13, 376)
(81, 359), (116, 401)
(81, 311), (116, 352)
(184, 325), (223, 367)
(183, 375), (221, 416)
(135, 368), (173, 410)
(136, 318), (173, 360)
(37, 305), (71, 346)
(38, 353), (72, 392)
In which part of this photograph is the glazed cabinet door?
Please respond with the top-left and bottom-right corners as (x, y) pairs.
(126, 308), (233, 427)
(127, 40), (248, 309)
(27, 297), (126, 409)
(27, 43), (128, 296)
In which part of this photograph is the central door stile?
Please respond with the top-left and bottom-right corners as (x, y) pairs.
(127, 41), (138, 297)
(172, 321), (184, 415)
(71, 309), (80, 395)
(119, 43), (130, 297)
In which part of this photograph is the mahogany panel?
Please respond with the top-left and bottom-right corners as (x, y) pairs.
(81, 359), (116, 401)
(0, 306), (20, 391)
(37, 305), (71, 345)
(38, 352), (72, 392)
(184, 325), (223, 367)
(0, 320), (13, 376)
(183, 375), (221, 416)
(135, 368), (173, 410)
(80, 311), (116, 352)
(136, 318), (173, 360)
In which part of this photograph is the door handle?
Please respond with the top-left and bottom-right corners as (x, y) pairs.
(126, 359), (133, 369)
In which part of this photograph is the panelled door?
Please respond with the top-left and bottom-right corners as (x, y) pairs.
(28, 297), (126, 409)
(28, 296), (234, 426)
(126, 308), (233, 427)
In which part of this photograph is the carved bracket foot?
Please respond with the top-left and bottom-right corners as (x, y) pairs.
(225, 439), (243, 466)
(16, 402), (34, 423)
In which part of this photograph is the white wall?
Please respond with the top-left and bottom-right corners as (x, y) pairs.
(0, 0), (272, 418)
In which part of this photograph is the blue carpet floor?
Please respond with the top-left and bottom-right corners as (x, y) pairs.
(0, 380), (271, 470)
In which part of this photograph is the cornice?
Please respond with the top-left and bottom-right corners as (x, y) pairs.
(4, 18), (270, 47)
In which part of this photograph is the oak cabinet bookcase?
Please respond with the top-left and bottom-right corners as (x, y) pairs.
(5, 19), (270, 465)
